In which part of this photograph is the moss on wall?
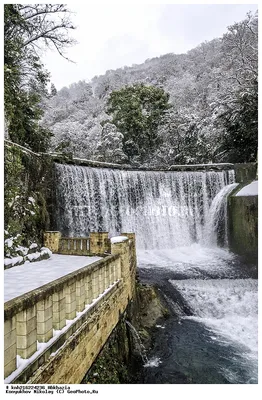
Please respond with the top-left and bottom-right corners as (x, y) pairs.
(81, 318), (132, 384)
(228, 194), (258, 262)
(81, 282), (169, 384)
(234, 163), (257, 183)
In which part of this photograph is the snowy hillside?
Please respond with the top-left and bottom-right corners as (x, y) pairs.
(42, 12), (258, 167)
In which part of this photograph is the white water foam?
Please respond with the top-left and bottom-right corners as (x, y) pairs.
(169, 278), (258, 357)
(137, 244), (235, 276)
(144, 357), (162, 368)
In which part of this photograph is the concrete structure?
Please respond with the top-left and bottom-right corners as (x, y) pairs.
(228, 182), (258, 262)
(4, 232), (137, 384)
(44, 231), (111, 256)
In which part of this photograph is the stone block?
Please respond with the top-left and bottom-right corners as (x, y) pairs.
(53, 290), (65, 302)
(37, 317), (53, 335)
(37, 328), (53, 343)
(4, 317), (16, 336)
(37, 296), (52, 311)
(17, 306), (36, 322)
(17, 316), (36, 336)
(52, 289), (66, 330)
(85, 275), (93, 305)
(44, 231), (61, 253)
(37, 306), (53, 322)
(53, 298), (65, 312)
(18, 341), (37, 359)
(17, 329), (37, 349)
(4, 328), (16, 350)
(90, 232), (109, 254)
(4, 343), (16, 367)
(76, 278), (85, 311)
(53, 309), (66, 330)
(4, 358), (17, 379)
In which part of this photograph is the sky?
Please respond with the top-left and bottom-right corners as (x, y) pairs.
(41, 2), (258, 90)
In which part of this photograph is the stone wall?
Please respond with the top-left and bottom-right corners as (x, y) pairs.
(228, 194), (258, 262)
(234, 162), (257, 183)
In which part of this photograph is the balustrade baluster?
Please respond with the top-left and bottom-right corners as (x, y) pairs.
(4, 317), (17, 378)
(52, 289), (66, 330)
(37, 296), (53, 342)
(76, 277), (85, 312)
(65, 281), (76, 319)
(85, 273), (93, 305)
(16, 306), (37, 359)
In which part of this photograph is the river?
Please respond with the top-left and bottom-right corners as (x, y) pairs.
(138, 246), (258, 384)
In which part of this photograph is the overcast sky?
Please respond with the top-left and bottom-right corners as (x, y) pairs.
(42, 3), (258, 90)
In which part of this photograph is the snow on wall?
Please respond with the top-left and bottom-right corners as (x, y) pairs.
(235, 180), (258, 197)
(110, 236), (128, 244)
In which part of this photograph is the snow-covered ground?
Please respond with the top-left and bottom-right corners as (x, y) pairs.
(4, 254), (102, 302)
(235, 180), (258, 196)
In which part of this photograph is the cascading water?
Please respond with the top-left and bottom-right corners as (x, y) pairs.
(126, 321), (148, 364)
(54, 164), (235, 248)
(54, 163), (257, 384)
(203, 182), (238, 247)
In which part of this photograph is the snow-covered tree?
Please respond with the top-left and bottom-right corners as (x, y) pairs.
(41, 11), (258, 166)
(95, 122), (127, 164)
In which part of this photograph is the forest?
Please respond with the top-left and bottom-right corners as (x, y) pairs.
(5, 6), (258, 168)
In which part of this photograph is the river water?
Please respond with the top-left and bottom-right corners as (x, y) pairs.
(55, 164), (258, 384)
(138, 247), (258, 384)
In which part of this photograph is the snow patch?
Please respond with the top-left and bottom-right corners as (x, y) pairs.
(28, 197), (35, 204)
(110, 236), (128, 244)
(4, 256), (23, 267)
(26, 252), (41, 261)
(235, 180), (258, 197)
(5, 238), (13, 248)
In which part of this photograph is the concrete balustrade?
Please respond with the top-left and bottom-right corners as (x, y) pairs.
(44, 231), (61, 253)
(85, 275), (93, 305)
(52, 289), (66, 330)
(4, 316), (16, 378)
(59, 237), (90, 255)
(4, 232), (136, 383)
(16, 306), (37, 359)
(89, 232), (111, 254)
(44, 232), (112, 256)
(4, 249), (123, 379)
(76, 277), (86, 312)
(37, 296), (53, 342)
(65, 281), (76, 320)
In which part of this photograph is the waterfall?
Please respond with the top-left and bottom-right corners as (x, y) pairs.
(126, 320), (148, 364)
(54, 164), (235, 249)
(203, 183), (238, 247)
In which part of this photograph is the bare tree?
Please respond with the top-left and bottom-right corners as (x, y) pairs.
(7, 4), (76, 60)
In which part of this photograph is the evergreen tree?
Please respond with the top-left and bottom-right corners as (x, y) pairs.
(106, 84), (170, 162)
(50, 83), (58, 97)
(218, 80), (258, 163)
(4, 4), (75, 152)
